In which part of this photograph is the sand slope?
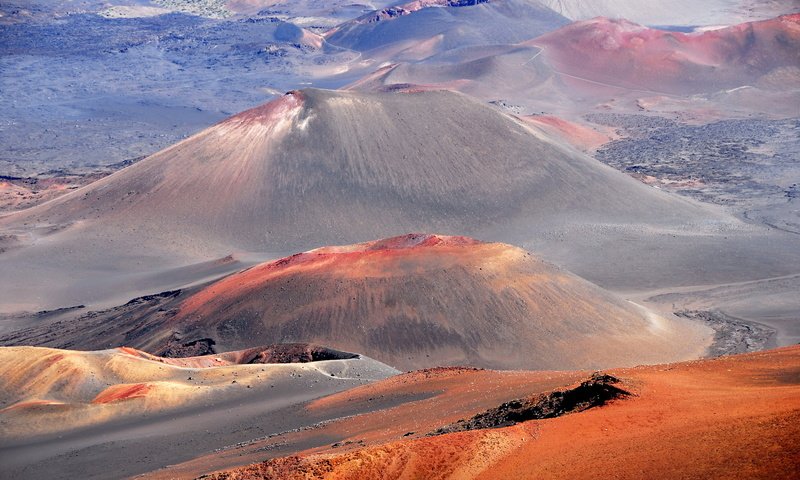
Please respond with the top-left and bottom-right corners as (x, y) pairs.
(8, 88), (710, 251)
(198, 345), (800, 480)
(0, 87), (724, 312)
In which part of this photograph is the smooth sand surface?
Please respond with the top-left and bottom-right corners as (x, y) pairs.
(195, 346), (800, 480)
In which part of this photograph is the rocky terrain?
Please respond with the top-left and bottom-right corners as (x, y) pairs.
(589, 114), (800, 232)
(0, 8), (357, 175)
(429, 373), (630, 435)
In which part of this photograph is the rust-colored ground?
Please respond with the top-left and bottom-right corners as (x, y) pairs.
(531, 14), (800, 95)
(142, 367), (587, 479)
(203, 346), (800, 480)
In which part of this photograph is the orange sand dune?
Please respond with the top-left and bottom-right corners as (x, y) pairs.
(141, 367), (590, 478)
(203, 345), (800, 480)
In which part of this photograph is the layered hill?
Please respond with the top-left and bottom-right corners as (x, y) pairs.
(3, 234), (711, 371)
(0, 344), (397, 441)
(531, 14), (800, 94)
(0, 87), (724, 311)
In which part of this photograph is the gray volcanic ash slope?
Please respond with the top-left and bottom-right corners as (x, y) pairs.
(3, 88), (711, 249)
(0, 88), (787, 311)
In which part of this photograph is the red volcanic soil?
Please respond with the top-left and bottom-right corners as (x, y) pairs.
(142, 367), (588, 478)
(177, 234), (485, 312)
(92, 383), (152, 404)
(531, 14), (800, 94)
(519, 115), (613, 151)
(160, 233), (707, 370)
(199, 346), (800, 480)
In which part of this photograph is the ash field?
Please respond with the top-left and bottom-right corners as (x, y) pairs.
(1, 1), (799, 479)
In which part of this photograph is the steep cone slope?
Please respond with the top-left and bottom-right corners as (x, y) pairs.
(0, 344), (397, 440)
(28, 234), (706, 371)
(194, 346), (800, 480)
(0, 87), (720, 311)
(7, 88), (714, 251)
(531, 14), (800, 94)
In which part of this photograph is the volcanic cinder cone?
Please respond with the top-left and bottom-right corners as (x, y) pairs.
(67, 234), (707, 371)
(0, 87), (720, 311)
